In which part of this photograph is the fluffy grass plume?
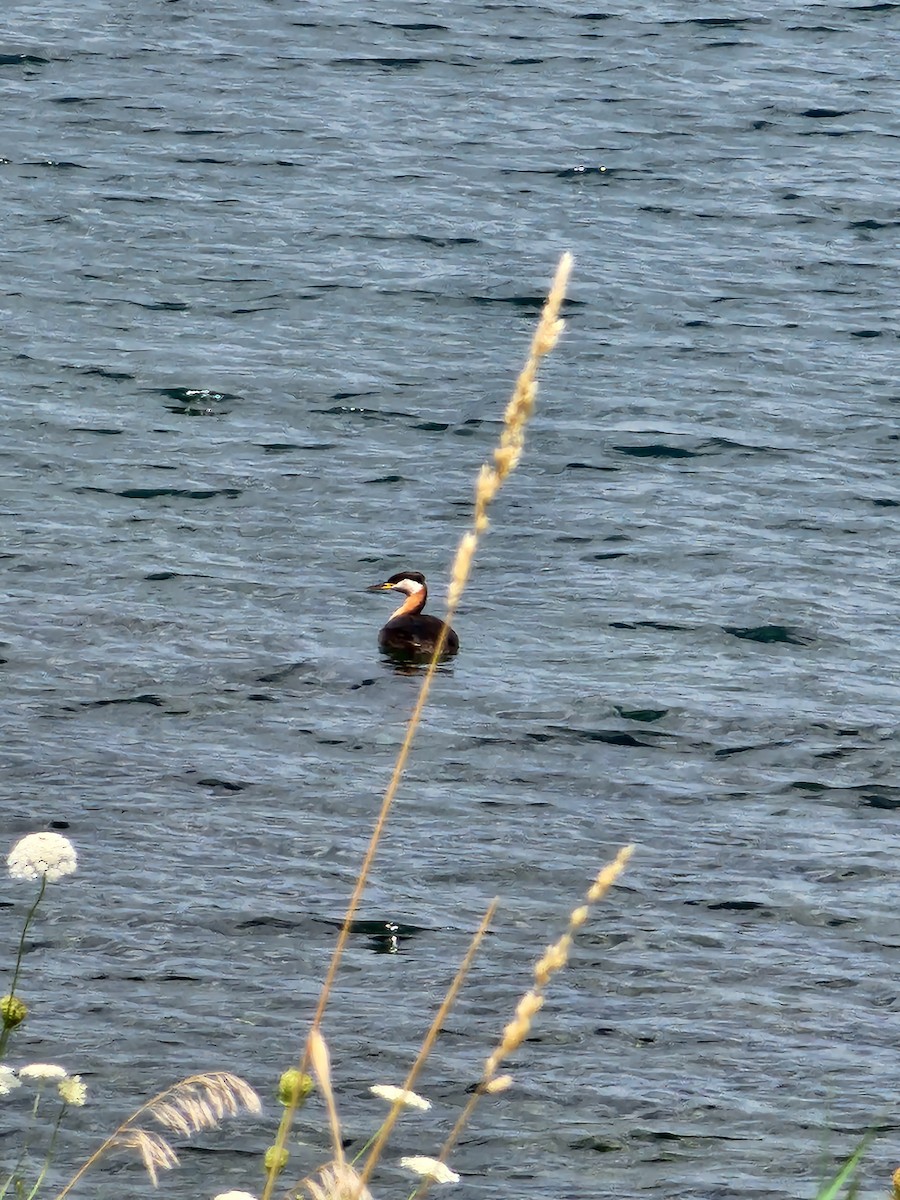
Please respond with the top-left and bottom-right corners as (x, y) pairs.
(52, 1072), (261, 1198)
(305, 1161), (373, 1200)
(449, 251), (573, 607)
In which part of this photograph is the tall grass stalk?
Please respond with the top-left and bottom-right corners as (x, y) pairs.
(18, 1102), (68, 1200)
(418, 845), (634, 1196)
(0, 876), (47, 1060)
(262, 252), (574, 1200)
(307, 1030), (345, 1169)
(357, 899), (499, 1189)
(813, 1131), (875, 1200)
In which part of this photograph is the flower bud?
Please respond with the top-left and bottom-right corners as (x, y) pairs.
(58, 1075), (87, 1106)
(0, 994), (27, 1029)
(277, 1068), (313, 1107)
(263, 1146), (288, 1175)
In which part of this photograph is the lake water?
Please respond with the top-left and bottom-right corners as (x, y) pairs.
(1, 2), (898, 1197)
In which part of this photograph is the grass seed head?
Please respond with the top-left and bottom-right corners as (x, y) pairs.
(112, 1128), (179, 1186)
(305, 1162), (373, 1200)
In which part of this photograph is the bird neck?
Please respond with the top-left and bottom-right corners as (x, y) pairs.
(391, 586), (427, 619)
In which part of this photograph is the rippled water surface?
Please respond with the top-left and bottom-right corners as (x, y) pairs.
(2, 2), (898, 1197)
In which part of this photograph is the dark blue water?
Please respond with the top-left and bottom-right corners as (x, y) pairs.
(2, 3), (898, 1197)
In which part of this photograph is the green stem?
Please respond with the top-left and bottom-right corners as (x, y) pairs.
(0, 1088), (43, 1200)
(25, 1102), (67, 1200)
(0, 876), (47, 1060)
(814, 1130), (875, 1200)
(350, 1125), (383, 1166)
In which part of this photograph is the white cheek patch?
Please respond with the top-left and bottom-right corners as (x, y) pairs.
(392, 578), (425, 596)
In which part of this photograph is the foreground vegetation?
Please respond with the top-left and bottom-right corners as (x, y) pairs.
(1, 254), (891, 1198)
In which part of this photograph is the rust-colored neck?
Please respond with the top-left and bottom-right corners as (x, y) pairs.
(391, 585), (427, 619)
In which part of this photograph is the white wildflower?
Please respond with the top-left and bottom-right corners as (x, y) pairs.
(0, 1065), (21, 1095)
(211, 1193), (258, 1200)
(58, 1075), (87, 1106)
(8, 832), (77, 882)
(19, 1063), (68, 1082)
(370, 1083), (431, 1111)
(400, 1156), (460, 1184)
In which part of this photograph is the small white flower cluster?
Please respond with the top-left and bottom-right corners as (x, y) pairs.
(19, 1063), (67, 1081)
(59, 1075), (87, 1106)
(7, 832), (77, 883)
(212, 1193), (258, 1200)
(0, 1064), (86, 1106)
(368, 1086), (457, 1183)
(400, 1156), (460, 1185)
(370, 1083), (431, 1111)
(0, 1065), (20, 1096)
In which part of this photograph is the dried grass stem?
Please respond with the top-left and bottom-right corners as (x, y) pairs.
(52, 1072), (260, 1199)
(358, 898), (499, 1189)
(263, 254), (573, 1200)
(422, 845), (634, 1196)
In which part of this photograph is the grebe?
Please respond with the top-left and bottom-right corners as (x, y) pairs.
(366, 571), (459, 661)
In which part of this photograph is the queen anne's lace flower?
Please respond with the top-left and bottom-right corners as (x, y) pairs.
(7, 833), (77, 882)
(19, 1063), (68, 1082)
(400, 1156), (460, 1184)
(58, 1075), (87, 1106)
(0, 1065), (21, 1095)
(370, 1083), (431, 1111)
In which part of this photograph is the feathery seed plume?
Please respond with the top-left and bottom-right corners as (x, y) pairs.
(486, 845), (633, 1078)
(111, 1129), (179, 1186)
(305, 1162), (373, 1200)
(587, 850), (633, 902)
(268, 258), (574, 1200)
(53, 1071), (261, 1198)
(308, 1028), (344, 1165)
(148, 1072), (261, 1134)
